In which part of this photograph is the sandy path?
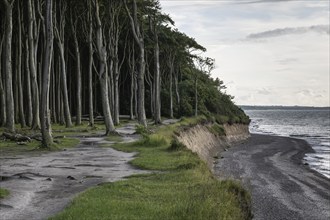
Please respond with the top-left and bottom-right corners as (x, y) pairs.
(214, 134), (330, 220)
(0, 124), (148, 220)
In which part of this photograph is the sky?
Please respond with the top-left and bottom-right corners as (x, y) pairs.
(159, 0), (330, 107)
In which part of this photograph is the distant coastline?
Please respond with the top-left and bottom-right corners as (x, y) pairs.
(240, 105), (330, 111)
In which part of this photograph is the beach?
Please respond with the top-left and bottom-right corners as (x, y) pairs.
(214, 134), (330, 220)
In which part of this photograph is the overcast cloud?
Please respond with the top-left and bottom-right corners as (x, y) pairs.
(159, 0), (329, 107)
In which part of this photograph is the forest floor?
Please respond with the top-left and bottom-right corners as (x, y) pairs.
(0, 122), (150, 220)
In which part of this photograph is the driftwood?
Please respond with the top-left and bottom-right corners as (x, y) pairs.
(2, 132), (32, 142)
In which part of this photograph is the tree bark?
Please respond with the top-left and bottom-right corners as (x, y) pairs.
(28, 0), (40, 129)
(24, 38), (33, 126)
(169, 62), (173, 119)
(3, 0), (15, 132)
(70, 14), (82, 126)
(87, 0), (94, 127)
(124, 0), (147, 127)
(95, 0), (115, 135)
(41, 0), (53, 148)
(54, 1), (72, 128)
(17, 3), (26, 128)
(153, 32), (161, 124)
(0, 32), (6, 126)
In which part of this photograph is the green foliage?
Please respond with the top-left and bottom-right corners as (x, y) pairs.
(168, 136), (186, 151)
(0, 188), (9, 199)
(208, 124), (226, 136)
(215, 115), (229, 124)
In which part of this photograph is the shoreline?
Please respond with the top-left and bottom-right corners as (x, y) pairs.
(214, 133), (330, 220)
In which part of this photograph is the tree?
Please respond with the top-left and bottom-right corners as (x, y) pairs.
(54, 0), (72, 128)
(94, 0), (115, 135)
(27, 0), (41, 129)
(124, 0), (147, 127)
(41, 0), (54, 148)
(2, 0), (15, 133)
(70, 7), (82, 126)
(16, 2), (26, 128)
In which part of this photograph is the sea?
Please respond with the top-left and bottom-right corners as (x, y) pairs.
(241, 106), (330, 179)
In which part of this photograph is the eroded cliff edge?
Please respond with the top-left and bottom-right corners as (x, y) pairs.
(175, 123), (250, 170)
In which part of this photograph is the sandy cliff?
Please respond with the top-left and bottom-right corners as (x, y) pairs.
(175, 123), (250, 169)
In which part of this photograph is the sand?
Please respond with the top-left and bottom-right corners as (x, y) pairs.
(214, 134), (330, 220)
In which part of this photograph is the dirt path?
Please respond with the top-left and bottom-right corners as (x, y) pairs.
(214, 134), (330, 220)
(0, 124), (148, 220)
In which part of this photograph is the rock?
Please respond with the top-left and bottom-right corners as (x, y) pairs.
(67, 175), (76, 180)
(17, 141), (28, 145)
(304, 162), (309, 166)
(45, 177), (52, 181)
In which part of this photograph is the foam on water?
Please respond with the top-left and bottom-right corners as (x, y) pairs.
(244, 107), (330, 179)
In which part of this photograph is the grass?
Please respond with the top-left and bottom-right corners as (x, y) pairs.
(208, 123), (226, 136)
(0, 188), (9, 199)
(50, 117), (252, 220)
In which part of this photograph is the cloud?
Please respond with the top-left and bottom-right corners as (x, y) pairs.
(257, 88), (272, 95)
(277, 58), (298, 65)
(236, 0), (294, 4)
(247, 25), (329, 39)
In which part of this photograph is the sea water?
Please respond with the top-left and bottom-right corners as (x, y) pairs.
(242, 106), (330, 179)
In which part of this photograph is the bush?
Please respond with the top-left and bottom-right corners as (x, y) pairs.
(214, 115), (229, 124)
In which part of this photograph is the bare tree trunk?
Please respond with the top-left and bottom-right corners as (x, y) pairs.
(54, 1), (72, 128)
(41, 0), (53, 148)
(57, 46), (72, 127)
(24, 38), (32, 126)
(70, 14), (82, 126)
(17, 3), (26, 128)
(95, 0), (115, 135)
(169, 63), (173, 119)
(0, 36), (6, 126)
(87, 0), (94, 127)
(124, 0), (147, 127)
(153, 33), (161, 124)
(3, 0), (15, 132)
(129, 45), (135, 120)
(28, 0), (40, 129)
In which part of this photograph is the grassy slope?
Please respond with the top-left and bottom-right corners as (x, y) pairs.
(0, 188), (9, 199)
(50, 118), (252, 220)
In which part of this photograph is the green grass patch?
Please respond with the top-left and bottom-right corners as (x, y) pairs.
(50, 117), (252, 220)
(0, 188), (9, 199)
(208, 123), (226, 136)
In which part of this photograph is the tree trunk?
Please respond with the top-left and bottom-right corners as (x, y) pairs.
(71, 16), (82, 126)
(41, 0), (53, 148)
(124, 0), (147, 127)
(58, 45), (72, 127)
(95, 0), (115, 134)
(28, 0), (40, 129)
(153, 34), (161, 124)
(0, 36), (6, 126)
(25, 38), (32, 126)
(17, 3), (26, 128)
(169, 63), (173, 119)
(87, 0), (94, 127)
(128, 43), (135, 120)
(113, 60), (120, 125)
(3, 0), (15, 133)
